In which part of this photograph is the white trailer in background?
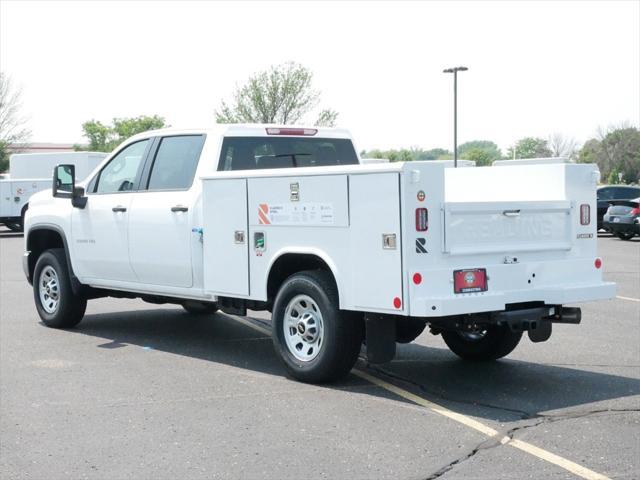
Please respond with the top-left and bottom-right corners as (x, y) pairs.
(1, 152), (106, 231)
(492, 157), (570, 166)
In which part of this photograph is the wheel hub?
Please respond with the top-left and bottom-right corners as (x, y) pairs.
(283, 295), (324, 362)
(38, 265), (60, 314)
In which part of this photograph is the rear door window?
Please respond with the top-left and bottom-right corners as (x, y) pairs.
(147, 135), (205, 190)
(218, 137), (359, 171)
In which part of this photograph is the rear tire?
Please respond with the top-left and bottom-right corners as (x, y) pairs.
(616, 232), (635, 240)
(182, 302), (218, 314)
(33, 249), (86, 328)
(5, 222), (23, 232)
(272, 270), (363, 383)
(396, 318), (427, 343)
(441, 326), (522, 361)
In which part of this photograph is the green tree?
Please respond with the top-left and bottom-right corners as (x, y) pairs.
(0, 72), (31, 172)
(578, 127), (640, 184)
(417, 148), (450, 160)
(76, 115), (166, 152)
(112, 115), (165, 140)
(506, 137), (552, 159)
(360, 147), (452, 162)
(461, 148), (493, 166)
(459, 140), (501, 166)
(215, 62), (338, 126)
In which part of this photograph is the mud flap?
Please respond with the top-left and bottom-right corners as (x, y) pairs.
(364, 313), (396, 364)
(528, 320), (552, 343)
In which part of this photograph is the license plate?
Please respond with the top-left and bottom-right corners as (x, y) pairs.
(613, 217), (620, 223)
(453, 268), (488, 294)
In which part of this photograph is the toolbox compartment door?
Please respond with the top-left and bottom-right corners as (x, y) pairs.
(203, 178), (249, 296)
(349, 173), (403, 312)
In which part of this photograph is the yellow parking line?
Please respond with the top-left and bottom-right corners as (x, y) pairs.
(509, 439), (610, 480)
(235, 315), (611, 480)
(617, 295), (640, 303)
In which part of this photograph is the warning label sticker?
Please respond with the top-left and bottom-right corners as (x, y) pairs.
(258, 203), (334, 226)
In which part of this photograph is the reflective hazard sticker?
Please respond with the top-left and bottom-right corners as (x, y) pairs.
(258, 204), (271, 225)
(416, 238), (428, 253)
(256, 203), (334, 226)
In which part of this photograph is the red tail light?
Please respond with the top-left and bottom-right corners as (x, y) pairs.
(416, 208), (428, 231)
(630, 207), (640, 216)
(453, 268), (488, 294)
(265, 128), (317, 136)
(580, 204), (590, 225)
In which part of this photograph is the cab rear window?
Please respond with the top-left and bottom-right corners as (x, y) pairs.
(218, 137), (359, 171)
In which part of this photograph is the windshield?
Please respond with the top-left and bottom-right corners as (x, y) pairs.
(218, 137), (359, 171)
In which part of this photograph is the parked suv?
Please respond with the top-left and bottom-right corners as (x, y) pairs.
(597, 185), (640, 230)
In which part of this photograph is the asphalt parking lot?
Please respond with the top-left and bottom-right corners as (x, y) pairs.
(1, 229), (638, 480)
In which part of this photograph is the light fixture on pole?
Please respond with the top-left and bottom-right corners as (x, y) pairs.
(443, 66), (468, 168)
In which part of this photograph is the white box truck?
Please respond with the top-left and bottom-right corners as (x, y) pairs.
(22, 125), (615, 383)
(0, 152), (106, 231)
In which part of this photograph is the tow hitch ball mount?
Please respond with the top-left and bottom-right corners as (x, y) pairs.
(494, 306), (581, 343)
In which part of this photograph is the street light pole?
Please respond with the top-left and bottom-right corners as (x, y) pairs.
(443, 66), (468, 168)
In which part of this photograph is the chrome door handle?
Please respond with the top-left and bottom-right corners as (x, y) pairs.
(171, 205), (189, 212)
(112, 205), (127, 212)
(503, 209), (521, 217)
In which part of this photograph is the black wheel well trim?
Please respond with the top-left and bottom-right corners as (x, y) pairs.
(266, 252), (339, 304)
(26, 224), (83, 294)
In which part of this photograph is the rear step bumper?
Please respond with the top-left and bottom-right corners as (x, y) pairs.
(411, 281), (616, 317)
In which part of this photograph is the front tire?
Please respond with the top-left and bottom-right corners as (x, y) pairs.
(33, 249), (86, 328)
(272, 270), (363, 383)
(441, 326), (522, 361)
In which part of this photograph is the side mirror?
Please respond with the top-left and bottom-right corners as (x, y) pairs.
(53, 164), (87, 208)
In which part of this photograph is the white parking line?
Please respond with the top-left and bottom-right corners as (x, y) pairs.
(235, 315), (611, 480)
(617, 295), (640, 303)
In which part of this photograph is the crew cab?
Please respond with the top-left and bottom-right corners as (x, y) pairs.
(23, 125), (616, 383)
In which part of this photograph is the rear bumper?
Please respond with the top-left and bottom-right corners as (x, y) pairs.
(603, 219), (640, 235)
(410, 281), (616, 317)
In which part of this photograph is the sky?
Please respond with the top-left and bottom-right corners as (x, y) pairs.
(1, 0), (638, 153)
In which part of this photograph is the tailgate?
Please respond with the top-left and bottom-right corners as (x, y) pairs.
(443, 200), (573, 255)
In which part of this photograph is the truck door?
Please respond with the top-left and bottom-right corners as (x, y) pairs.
(71, 139), (151, 282)
(128, 135), (205, 288)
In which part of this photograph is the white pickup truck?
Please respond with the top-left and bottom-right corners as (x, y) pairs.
(23, 125), (616, 382)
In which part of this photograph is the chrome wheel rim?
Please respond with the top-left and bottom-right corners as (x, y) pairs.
(39, 266), (60, 314)
(283, 294), (324, 362)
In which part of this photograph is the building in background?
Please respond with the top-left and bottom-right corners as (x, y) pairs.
(7, 142), (80, 154)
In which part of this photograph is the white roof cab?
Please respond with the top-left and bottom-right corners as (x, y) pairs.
(22, 125), (615, 383)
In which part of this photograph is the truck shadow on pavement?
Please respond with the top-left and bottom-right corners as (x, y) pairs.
(70, 307), (640, 423)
